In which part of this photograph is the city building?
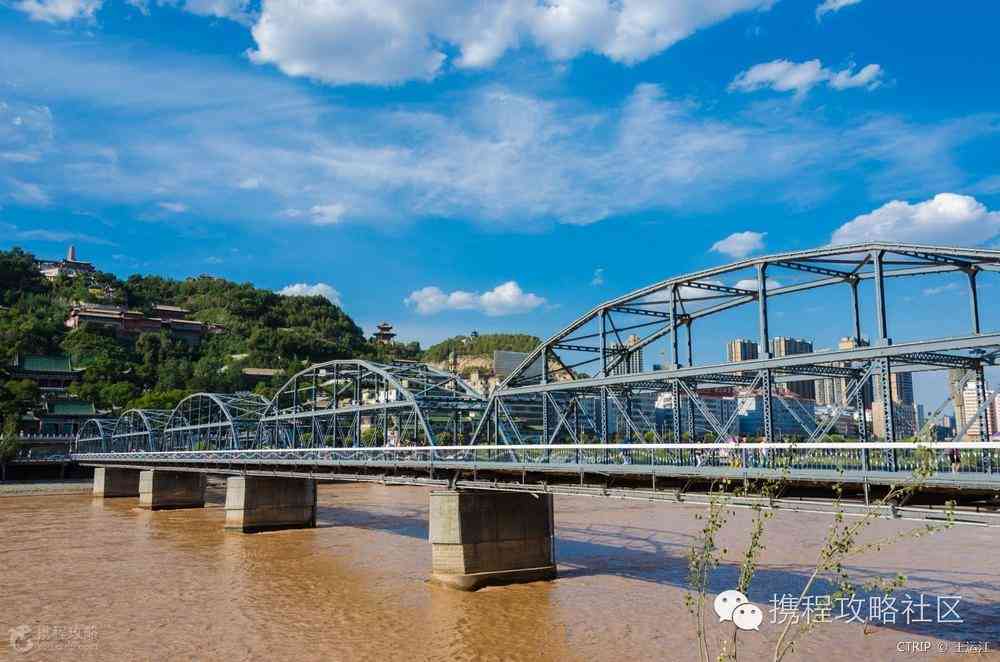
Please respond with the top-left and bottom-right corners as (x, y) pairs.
(815, 337), (873, 407)
(737, 392), (816, 439)
(36, 245), (96, 281)
(726, 338), (758, 363)
(770, 336), (815, 400)
(579, 390), (659, 440)
(994, 397), (1000, 440)
(871, 368), (917, 438)
(814, 405), (860, 437)
(955, 380), (996, 440)
(654, 388), (738, 439)
(9, 354), (84, 393)
(611, 335), (644, 376)
(494, 351), (543, 380)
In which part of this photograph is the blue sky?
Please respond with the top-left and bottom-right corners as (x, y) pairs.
(2, 0), (1000, 406)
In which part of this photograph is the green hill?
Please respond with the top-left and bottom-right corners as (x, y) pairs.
(422, 333), (541, 364)
(0, 247), (383, 412)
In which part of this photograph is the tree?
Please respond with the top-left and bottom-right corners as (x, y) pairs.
(683, 450), (955, 662)
(128, 389), (190, 411)
(422, 334), (541, 364)
(0, 247), (47, 305)
(0, 416), (21, 480)
(1, 379), (40, 417)
(100, 382), (137, 410)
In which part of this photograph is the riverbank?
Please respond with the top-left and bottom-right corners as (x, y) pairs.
(0, 480), (93, 497)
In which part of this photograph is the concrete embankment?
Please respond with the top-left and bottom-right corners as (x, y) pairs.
(0, 480), (94, 497)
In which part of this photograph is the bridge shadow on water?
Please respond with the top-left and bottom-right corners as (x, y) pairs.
(315, 502), (999, 645)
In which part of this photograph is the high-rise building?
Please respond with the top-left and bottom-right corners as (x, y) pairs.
(611, 334), (644, 376)
(888, 371), (915, 405)
(872, 369), (917, 438)
(726, 339), (758, 363)
(815, 378), (838, 407)
(957, 381), (996, 440)
(770, 337), (815, 400)
(949, 369), (971, 435)
(993, 397), (1000, 439)
(815, 337), (872, 408)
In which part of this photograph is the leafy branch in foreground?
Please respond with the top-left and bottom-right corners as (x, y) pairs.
(683, 444), (956, 662)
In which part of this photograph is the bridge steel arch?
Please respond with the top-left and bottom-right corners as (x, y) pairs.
(256, 360), (485, 449)
(76, 418), (116, 453)
(163, 393), (270, 451)
(474, 243), (1000, 472)
(111, 409), (172, 452)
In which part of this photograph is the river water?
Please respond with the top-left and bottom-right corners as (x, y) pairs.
(1, 483), (997, 661)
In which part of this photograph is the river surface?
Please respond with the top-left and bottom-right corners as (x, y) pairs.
(1, 482), (998, 661)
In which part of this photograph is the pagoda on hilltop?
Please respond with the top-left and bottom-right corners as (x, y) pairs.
(37, 245), (96, 281)
(372, 321), (397, 344)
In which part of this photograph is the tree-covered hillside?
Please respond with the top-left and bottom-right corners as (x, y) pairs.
(0, 247), (385, 412)
(422, 333), (540, 363)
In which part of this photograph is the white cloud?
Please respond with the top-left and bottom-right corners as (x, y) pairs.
(678, 279), (724, 300)
(711, 231), (766, 258)
(734, 277), (783, 291)
(591, 267), (605, 286)
(248, 0), (774, 86)
(7, 179), (50, 205)
(308, 203), (347, 226)
(816, 0), (861, 20)
(922, 282), (959, 296)
(0, 101), (53, 164)
(828, 63), (882, 90)
(831, 193), (1000, 245)
(12, 0), (101, 22)
(237, 176), (261, 189)
(1, 34), (994, 232)
(5, 224), (115, 245)
(729, 59), (883, 96)
(177, 0), (252, 23)
(278, 282), (342, 305)
(158, 201), (188, 213)
(405, 281), (546, 316)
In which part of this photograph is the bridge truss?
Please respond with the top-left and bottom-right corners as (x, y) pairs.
(163, 393), (270, 451)
(110, 409), (172, 452)
(256, 360), (486, 448)
(76, 418), (116, 453)
(74, 244), (1000, 490)
(77, 361), (486, 454)
(467, 243), (1000, 473)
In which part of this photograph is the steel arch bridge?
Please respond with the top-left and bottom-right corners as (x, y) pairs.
(163, 393), (270, 451)
(110, 409), (172, 452)
(73, 244), (1000, 493)
(466, 243), (1000, 471)
(75, 418), (116, 453)
(256, 360), (486, 448)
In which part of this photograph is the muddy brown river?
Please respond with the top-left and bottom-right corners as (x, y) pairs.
(1, 483), (997, 661)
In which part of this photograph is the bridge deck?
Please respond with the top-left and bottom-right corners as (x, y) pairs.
(74, 444), (1000, 492)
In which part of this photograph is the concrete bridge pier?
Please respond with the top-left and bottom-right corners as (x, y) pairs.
(139, 470), (206, 510)
(224, 476), (317, 533)
(92, 467), (140, 498)
(429, 490), (557, 591)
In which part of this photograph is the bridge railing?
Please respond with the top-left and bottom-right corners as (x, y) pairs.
(72, 442), (1000, 478)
